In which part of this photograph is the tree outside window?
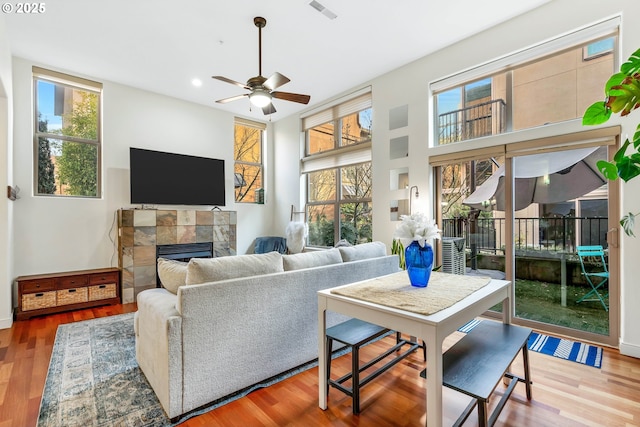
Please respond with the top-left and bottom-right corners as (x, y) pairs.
(304, 95), (372, 246)
(234, 120), (264, 203)
(34, 69), (102, 198)
(307, 162), (372, 246)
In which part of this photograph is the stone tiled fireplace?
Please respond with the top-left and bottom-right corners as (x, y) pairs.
(117, 209), (237, 303)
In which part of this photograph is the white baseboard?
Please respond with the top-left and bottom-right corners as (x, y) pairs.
(619, 340), (640, 359)
(0, 311), (13, 330)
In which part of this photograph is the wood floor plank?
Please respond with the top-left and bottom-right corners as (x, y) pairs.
(1, 303), (640, 427)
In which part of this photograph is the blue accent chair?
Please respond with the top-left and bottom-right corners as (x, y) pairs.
(576, 245), (609, 311)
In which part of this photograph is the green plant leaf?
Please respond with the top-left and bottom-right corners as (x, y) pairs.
(605, 72), (627, 91)
(633, 124), (640, 149)
(621, 212), (636, 237)
(614, 138), (631, 163)
(582, 102), (611, 125)
(616, 155), (640, 182)
(391, 238), (406, 270)
(620, 48), (640, 75)
(596, 160), (618, 180)
(607, 77), (640, 116)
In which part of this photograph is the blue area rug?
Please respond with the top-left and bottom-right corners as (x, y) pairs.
(37, 313), (352, 426)
(458, 319), (603, 368)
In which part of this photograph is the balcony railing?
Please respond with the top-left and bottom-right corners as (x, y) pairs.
(442, 216), (608, 254)
(438, 99), (507, 145)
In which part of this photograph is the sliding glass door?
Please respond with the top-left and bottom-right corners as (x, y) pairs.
(435, 151), (506, 282)
(433, 135), (619, 346)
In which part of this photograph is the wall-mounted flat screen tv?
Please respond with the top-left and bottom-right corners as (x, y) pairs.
(130, 147), (226, 206)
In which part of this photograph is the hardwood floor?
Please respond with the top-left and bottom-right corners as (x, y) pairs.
(1, 303), (639, 427)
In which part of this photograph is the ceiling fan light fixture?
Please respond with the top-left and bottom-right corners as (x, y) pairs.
(212, 16), (310, 115)
(249, 90), (272, 108)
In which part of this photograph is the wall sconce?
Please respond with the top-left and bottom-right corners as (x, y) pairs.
(409, 185), (419, 214)
(7, 185), (19, 201)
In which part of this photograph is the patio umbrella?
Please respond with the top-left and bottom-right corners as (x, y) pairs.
(463, 146), (607, 211)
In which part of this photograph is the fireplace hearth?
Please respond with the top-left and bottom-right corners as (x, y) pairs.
(118, 208), (236, 303)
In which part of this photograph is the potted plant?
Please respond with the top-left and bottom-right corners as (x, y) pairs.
(583, 48), (640, 236)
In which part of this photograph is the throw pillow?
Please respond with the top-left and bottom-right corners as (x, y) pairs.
(282, 248), (343, 271)
(285, 221), (307, 254)
(157, 258), (188, 294)
(185, 251), (284, 285)
(338, 241), (387, 262)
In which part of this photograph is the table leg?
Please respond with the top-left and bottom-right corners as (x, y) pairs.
(318, 296), (328, 409)
(502, 291), (513, 386)
(425, 335), (443, 427)
(502, 286), (512, 325)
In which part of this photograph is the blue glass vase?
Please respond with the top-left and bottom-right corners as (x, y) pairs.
(404, 241), (434, 287)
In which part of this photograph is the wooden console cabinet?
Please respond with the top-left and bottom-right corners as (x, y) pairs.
(16, 267), (120, 320)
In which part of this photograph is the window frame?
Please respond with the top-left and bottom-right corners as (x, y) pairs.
(431, 17), (620, 147)
(33, 67), (103, 198)
(302, 90), (373, 247)
(234, 117), (266, 203)
(305, 162), (372, 247)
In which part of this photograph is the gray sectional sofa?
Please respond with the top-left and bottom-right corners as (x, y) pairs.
(134, 242), (400, 420)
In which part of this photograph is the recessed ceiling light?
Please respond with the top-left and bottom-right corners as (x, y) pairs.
(191, 78), (203, 87)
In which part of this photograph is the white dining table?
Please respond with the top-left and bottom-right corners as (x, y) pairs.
(317, 271), (512, 427)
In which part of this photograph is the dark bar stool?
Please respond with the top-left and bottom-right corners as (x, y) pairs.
(326, 318), (424, 414)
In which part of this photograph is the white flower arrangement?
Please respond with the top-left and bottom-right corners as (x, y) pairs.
(393, 212), (441, 248)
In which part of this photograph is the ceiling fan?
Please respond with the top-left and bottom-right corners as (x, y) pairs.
(212, 17), (311, 115)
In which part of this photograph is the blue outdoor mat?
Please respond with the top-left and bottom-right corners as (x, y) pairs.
(458, 319), (603, 368)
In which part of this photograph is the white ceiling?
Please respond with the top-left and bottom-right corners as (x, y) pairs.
(5, 0), (549, 121)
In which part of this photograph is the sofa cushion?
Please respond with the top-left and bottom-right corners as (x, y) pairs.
(157, 258), (188, 294)
(282, 248), (343, 271)
(338, 241), (387, 262)
(185, 251), (284, 285)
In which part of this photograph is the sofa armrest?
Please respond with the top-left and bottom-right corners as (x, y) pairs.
(135, 288), (183, 419)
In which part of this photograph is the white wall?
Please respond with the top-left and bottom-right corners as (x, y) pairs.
(10, 57), (273, 296)
(0, 15), (14, 328)
(274, 0), (640, 356)
(272, 115), (305, 234)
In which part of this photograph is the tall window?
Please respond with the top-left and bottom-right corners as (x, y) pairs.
(234, 118), (265, 203)
(34, 67), (102, 197)
(302, 90), (372, 246)
(433, 20), (618, 146)
(429, 17), (621, 346)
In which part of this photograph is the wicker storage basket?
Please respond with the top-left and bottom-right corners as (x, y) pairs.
(57, 288), (88, 306)
(22, 291), (57, 311)
(88, 283), (117, 301)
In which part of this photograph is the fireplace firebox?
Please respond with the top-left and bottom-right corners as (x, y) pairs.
(156, 242), (213, 287)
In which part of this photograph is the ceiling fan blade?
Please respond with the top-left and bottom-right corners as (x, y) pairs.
(216, 94), (249, 104)
(272, 91), (311, 105)
(212, 76), (251, 90)
(263, 72), (290, 91)
(262, 103), (277, 115)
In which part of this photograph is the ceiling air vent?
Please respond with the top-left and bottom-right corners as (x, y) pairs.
(309, 1), (337, 20)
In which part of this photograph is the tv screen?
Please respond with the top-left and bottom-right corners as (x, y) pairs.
(129, 147), (226, 206)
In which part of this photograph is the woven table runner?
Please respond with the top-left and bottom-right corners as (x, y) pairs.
(331, 271), (491, 316)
